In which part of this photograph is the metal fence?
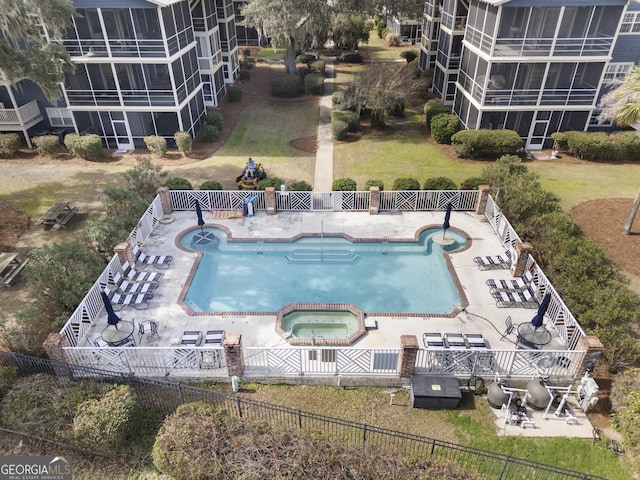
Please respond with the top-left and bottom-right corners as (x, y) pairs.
(0, 351), (606, 480)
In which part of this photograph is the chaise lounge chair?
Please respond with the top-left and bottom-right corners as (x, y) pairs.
(486, 270), (534, 291)
(491, 285), (538, 309)
(103, 287), (153, 311)
(121, 261), (163, 283)
(444, 332), (466, 348)
(112, 271), (158, 295)
(473, 250), (512, 270)
(423, 332), (446, 349)
(132, 245), (173, 269)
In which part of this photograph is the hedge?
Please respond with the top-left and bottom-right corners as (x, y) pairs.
(304, 73), (324, 95)
(332, 177), (357, 191)
(331, 110), (360, 132)
(63, 133), (103, 160)
(228, 86), (243, 102)
(289, 180), (312, 191)
(206, 111), (224, 130)
(143, 135), (167, 157)
(393, 177), (420, 190)
(451, 129), (522, 159)
(200, 180), (222, 190)
(164, 177), (193, 190)
(552, 130), (640, 162)
(424, 99), (450, 127)
(174, 131), (192, 156)
(307, 59), (326, 74)
(365, 179), (384, 191)
(430, 113), (460, 144)
(270, 74), (299, 98)
(423, 176), (457, 190)
(202, 124), (221, 143)
(332, 119), (349, 140)
(32, 135), (60, 156)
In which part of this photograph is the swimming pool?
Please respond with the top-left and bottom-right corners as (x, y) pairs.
(178, 226), (468, 315)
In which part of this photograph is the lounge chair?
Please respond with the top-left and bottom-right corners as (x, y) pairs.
(132, 245), (173, 269)
(491, 286), (538, 308)
(205, 330), (225, 345)
(180, 330), (202, 346)
(103, 287), (153, 311)
(473, 250), (512, 270)
(465, 333), (488, 349)
(444, 332), (466, 348)
(423, 332), (445, 349)
(112, 271), (158, 295)
(121, 261), (163, 283)
(486, 270), (533, 291)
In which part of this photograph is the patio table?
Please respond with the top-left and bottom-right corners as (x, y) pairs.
(517, 322), (552, 348)
(102, 321), (135, 347)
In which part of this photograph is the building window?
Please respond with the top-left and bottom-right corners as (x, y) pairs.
(603, 63), (633, 84)
(620, 12), (640, 33)
(589, 109), (612, 126)
(46, 108), (74, 127)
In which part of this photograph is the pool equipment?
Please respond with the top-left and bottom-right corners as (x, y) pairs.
(488, 374), (535, 428)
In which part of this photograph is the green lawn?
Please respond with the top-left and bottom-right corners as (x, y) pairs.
(359, 30), (419, 60)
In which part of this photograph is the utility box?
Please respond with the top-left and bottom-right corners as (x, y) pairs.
(411, 375), (461, 409)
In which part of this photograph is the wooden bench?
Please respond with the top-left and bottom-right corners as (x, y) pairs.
(38, 202), (78, 229)
(0, 252), (29, 287)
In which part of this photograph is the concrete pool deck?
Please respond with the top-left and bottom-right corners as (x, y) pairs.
(83, 209), (568, 352)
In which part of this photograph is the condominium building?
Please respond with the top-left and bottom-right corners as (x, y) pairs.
(419, 0), (640, 149)
(0, 0), (239, 150)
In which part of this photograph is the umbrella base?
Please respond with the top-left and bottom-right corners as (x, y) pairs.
(194, 232), (214, 244)
(433, 235), (455, 246)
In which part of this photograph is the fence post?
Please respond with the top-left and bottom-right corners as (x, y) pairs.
(363, 424), (367, 445)
(298, 409), (302, 429)
(236, 396), (243, 418)
(369, 186), (380, 215)
(265, 187), (277, 215)
(475, 185), (491, 214)
(156, 186), (173, 214)
(176, 383), (184, 404)
(114, 242), (136, 267)
(498, 454), (510, 479)
(510, 242), (532, 278)
(398, 335), (419, 377)
(224, 333), (244, 377)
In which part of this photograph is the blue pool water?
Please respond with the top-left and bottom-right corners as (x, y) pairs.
(180, 227), (467, 314)
(281, 311), (359, 339)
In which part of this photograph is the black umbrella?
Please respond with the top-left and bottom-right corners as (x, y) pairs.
(532, 292), (551, 328)
(193, 198), (213, 244)
(101, 291), (121, 328)
(442, 202), (452, 238)
(194, 199), (205, 233)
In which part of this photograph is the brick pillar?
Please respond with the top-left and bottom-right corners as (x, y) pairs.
(575, 335), (604, 376)
(114, 242), (136, 266)
(157, 186), (173, 214)
(369, 186), (380, 215)
(475, 185), (491, 214)
(399, 335), (419, 378)
(510, 241), (533, 277)
(224, 333), (244, 377)
(43, 333), (71, 376)
(265, 187), (277, 216)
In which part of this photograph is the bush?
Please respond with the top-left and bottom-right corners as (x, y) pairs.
(164, 177), (193, 190)
(238, 68), (251, 80)
(451, 129), (522, 159)
(304, 73), (324, 95)
(288, 180), (312, 191)
(387, 98), (405, 117)
(240, 58), (255, 70)
(270, 74), (299, 97)
(385, 32), (401, 46)
(257, 177), (283, 190)
(393, 177), (421, 190)
(460, 177), (486, 190)
(365, 179), (384, 191)
(611, 131), (640, 161)
(331, 110), (360, 132)
(296, 54), (317, 64)
(307, 59), (326, 74)
(32, 135), (60, 156)
(377, 21), (387, 38)
(242, 47), (251, 57)
(552, 130), (640, 162)
(400, 49), (419, 63)
(423, 176), (458, 190)
(200, 180), (223, 190)
(73, 385), (138, 453)
(228, 86), (243, 102)
(173, 131), (192, 156)
(338, 52), (363, 63)
(0, 133), (21, 157)
(202, 124), (221, 143)
(424, 99), (450, 127)
(332, 119), (349, 140)
(332, 177), (357, 191)
(430, 113), (460, 144)
(63, 133), (103, 160)
(206, 111), (224, 130)
(143, 135), (167, 157)
(0, 366), (18, 399)
(611, 368), (640, 448)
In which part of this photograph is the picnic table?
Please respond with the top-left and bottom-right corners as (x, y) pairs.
(38, 202), (78, 229)
(0, 252), (29, 287)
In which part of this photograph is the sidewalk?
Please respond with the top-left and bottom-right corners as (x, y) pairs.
(313, 57), (335, 191)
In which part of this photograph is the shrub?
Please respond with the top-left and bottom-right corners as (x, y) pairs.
(400, 49), (419, 63)
(423, 176), (458, 190)
(332, 119), (349, 140)
(228, 86), (243, 102)
(202, 124), (221, 143)
(611, 131), (640, 161)
(63, 133), (103, 160)
(385, 32), (401, 46)
(424, 99), (450, 127)
(451, 129), (522, 159)
(430, 113), (460, 144)
(242, 47), (251, 57)
(0, 366), (18, 399)
(338, 52), (363, 63)
(332, 177), (357, 191)
(200, 180), (223, 190)
(296, 54), (317, 64)
(238, 68), (251, 80)
(288, 180), (312, 191)
(173, 131), (192, 156)
(460, 177), (486, 190)
(365, 179), (384, 191)
(612, 368), (640, 448)
(331, 110), (360, 132)
(387, 98), (405, 117)
(73, 385), (137, 453)
(304, 73), (324, 95)
(240, 58), (255, 70)
(143, 135), (167, 157)
(32, 135), (60, 156)
(307, 59), (326, 74)
(393, 177), (421, 190)
(270, 75), (299, 97)
(206, 111), (224, 130)
(0, 133), (21, 157)
(553, 131), (612, 161)
(164, 177), (193, 190)
(377, 21), (387, 38)
(257, 177), (283, 190)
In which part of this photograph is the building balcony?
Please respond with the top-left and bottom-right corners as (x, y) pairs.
(0, 100), (43, 128)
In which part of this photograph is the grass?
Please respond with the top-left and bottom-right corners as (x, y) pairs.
(359, 30), (419, 60)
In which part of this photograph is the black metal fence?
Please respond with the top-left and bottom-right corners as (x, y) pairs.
(0, 351), (607, 480)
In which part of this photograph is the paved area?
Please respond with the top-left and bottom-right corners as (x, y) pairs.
(313, 57), (335, 191)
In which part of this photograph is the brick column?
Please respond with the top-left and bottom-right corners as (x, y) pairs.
(43, 333), (71, 376)
(114, 242), (136, 266)
(475, 185), (491, 214)
(157, 186), (173, 214)
(224, 333), (244, 377)
(575, 335), (604, 376)
(265, 187), (277, 215)
(369, 186), (380, 215)
(510, 241), (533, 277)
(399, 335), (419, 378)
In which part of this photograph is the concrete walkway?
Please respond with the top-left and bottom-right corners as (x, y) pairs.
(313, 57), (335, 191)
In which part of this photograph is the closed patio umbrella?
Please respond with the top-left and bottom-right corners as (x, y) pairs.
(101, 291), (121, 328)
(532, 292), (551, 328)
(442, 202), (452, 239)
(193, 198), (214, 244)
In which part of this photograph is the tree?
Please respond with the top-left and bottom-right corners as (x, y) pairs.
(331, 14), (370, 51)
(242, 0), (330, 75)
(0, 0), (76, 100)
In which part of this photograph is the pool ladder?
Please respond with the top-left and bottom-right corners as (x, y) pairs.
(285, 249), (360, 263)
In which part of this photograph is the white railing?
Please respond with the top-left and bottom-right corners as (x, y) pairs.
(0, 100), (42, 126)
